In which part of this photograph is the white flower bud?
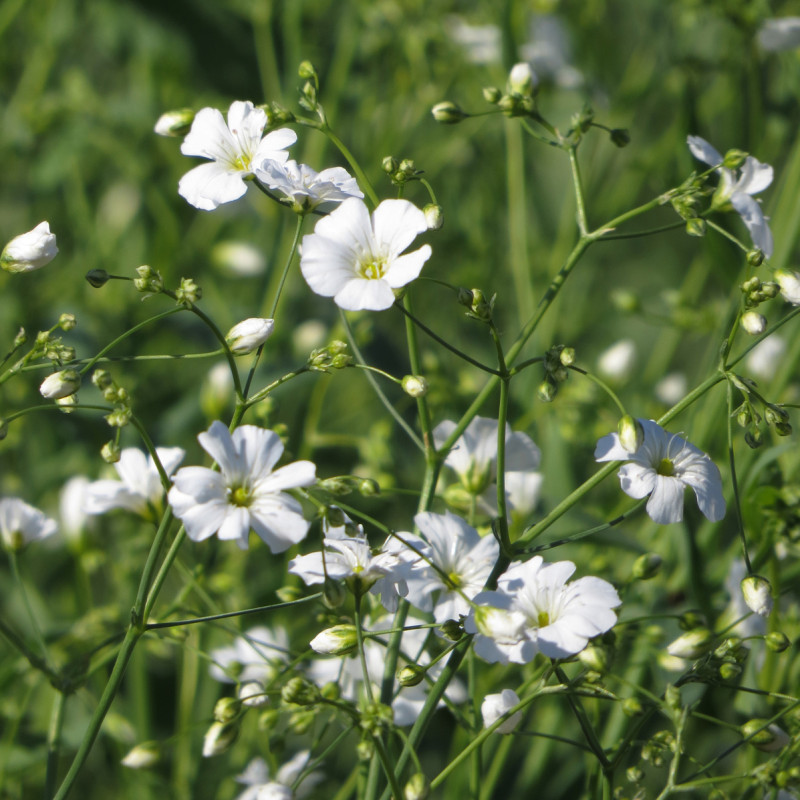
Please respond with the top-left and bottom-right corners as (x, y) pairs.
(1, 222), (58, 273)
(741, 311), (767, 335)
(153, 108), (195, 137)
(121, 741), (160, 769)
(309, 624), (358, 655)
(508, 62), (536, 96)
(741, 574), (773, 617)
(225, 318), (275, 355)
(618, 415), (644, 453)
(238, 681), (268, 707)
(423, 204), (443, 230)
(775, 269), (800, 305)
(40, 369), (81, 400)
(402, 374), (428, 398)
(481, 689), (522, 734)
(666, 628), (713, 659)
(202, 721), (238, 757)
(431, 101), (468, 124)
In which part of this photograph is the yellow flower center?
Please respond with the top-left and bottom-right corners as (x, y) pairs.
(537, 611), (550, 628)
(233, 154), (251, 172)
(228, 485), (252, 507)
(656, 458), (675, 477)
(358, 257), (387, 280)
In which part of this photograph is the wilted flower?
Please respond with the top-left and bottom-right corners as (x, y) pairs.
(687, 135), (774, 257)
(178, 101), (296, 210)
(1, 222), (58, 273)
(299, 198), (432, 311)
(168, 421), (315, 551)
(255, 160), (362, 214)
(0, 498), (57, 551)
(85, 446), (185, 521)
(595, 418), (726, 525)
(482, 689), (522, 733)
(225, 318), (275, 355)
(467, 557), (621, 663)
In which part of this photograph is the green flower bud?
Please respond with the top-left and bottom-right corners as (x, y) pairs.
(746, 248), (765, 267)
(610, 128), (631, 147)
(213, 696), (242, 723)
(319, 477), (352, 496)
(685, 218), (707, 237)
(58, 313), (77, 331)
(320, 681), (340, 701)
(667, 628), (713, 659)
(745, 428), (763, 449)
(86, 268), (110, 288)
(398, 664), (426, 687)
(723, 149), (748, 170)
(610, 288), (640, 313)
(482, 86), (502, 104)
(281, 676), (321, 706)
(201, 721), (238, 757)
(627, 766), (644, 783)
(133, 265), (164, 295)
(765, 632), (791, 653)
(439, 619), (463, 641)
(175, 277), (202, 306)
(298, 60), (318, 80)
(309, 624), (358, 655)
(537, 378), (557, 403)
(578, 643), (611, 673)
(357, 737), (374, 761)
(153, 108), (195, 137)
(382, 156), (399, 174)
(358, 478), (380, 497)
(618, 415), (644, 453)
(13, 327), (27, 347)
(741, 719), (790, 751)
(761, 280), (779, 298)
(718, 662), (741, 680)
(121, 741), (161, 769)
(431, 101), (468, 124)
(402, 375), (429, 398)
(404, 772), (430, 800)
(622, 697), (643, 716)
(101, 440), (121, 463)
(559, 346), (576, 366)
(632, 552), (662, 581)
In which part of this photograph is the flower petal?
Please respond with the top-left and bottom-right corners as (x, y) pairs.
(371, 199), (428, 257)
(731, 192), (774, 257)
(687, 135), (723, 168)
(645, 475), (685, 524)
(334, 278), (395, 311)
(178, 162), (247, 210)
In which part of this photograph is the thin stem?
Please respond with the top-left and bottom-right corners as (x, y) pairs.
(569, 146), (589, 235)
(567, 365), (627, 416)
(8, 550), (49, 666)
(726, 381), (752, 573)
(45, 690), (67, 799)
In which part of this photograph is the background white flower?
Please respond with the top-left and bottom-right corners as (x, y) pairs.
(168, 421), (315, 551)
(85, 447), (185, 520)
(208, 625), (289, 685)
(234, 751), (322, 800)
(255, 159), (363, 213)
(179, 100), (296, 210)
(687, 135), (774, 256)
(299, 197), (431, 311)
(595, 418), (725, 524)
(481, 689), (522, 733)
(0, 498), (57, 550)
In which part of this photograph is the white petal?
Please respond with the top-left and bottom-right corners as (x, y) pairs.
(178, 162), (247, 210)
(645, 476), (685, 524)
(371, 199), (428, 256)
(618, 463), (658, 500)
(736, 156), (773, 195)
(687, 135), (723, 168)
(594, 432), (631, 461)
(180, 107), (236, 161)
(730, 192), (774, 257)
(334, 278), (395, 311)
(256, 460), (316, 493)
(198, 421), (241, 476)
(382, 245), (431, 288)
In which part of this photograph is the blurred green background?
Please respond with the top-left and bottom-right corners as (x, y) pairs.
(2, 0), (800, 797)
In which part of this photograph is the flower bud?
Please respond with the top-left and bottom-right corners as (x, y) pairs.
(481, 689), (522, 734)
(507, 62), (536, 96)
(404, 772), (430, 800)
(664, 684), (681, 711)
(202, 721), (238, 757)
(482, 86), (501, 104)
(238, 682), (268, 707)
(765, 632), (790, 653)
(578, 643), (611, 673)
(398, 665), (426, 687)
(101, 440), (121, 463)
(610, 128), (631, 148)
(423, 204), (443, 231)
(431, 101), (468, 124)
(402, 375), (428, 398)
(558, 346), (576, 366)
(632, 552), (662, 581)
(741, 311), (767, 335)
(225, 318), (275, 355)
(86, 268), (110, 288)
(775, 269), (800, 305)
(537, 378), (557, 402)
(58, 395), (79, 413)
(1, 222), (58, 273)
(685, 218), (706, 237)
(622, 697), (643, 716)
(358, 478), (380, 496)
(761, 280), (779, 298)
(309, 624), (358, 655)
(618, 415), (644, 453)
(58, 313), (77, 331)
(718, 662), (742, 680)
(175, 277), (202, 305)
(666, 628), (713, 659)
(121, 741), (160, 769)
(746, 248), (765, 267)
(298, 60), (318, 80)
(213, 696), (242, 723)
(722, 149), (748, 170)
(133, 265), (164, 295)
(153, 108), (195, 137)
(40, 369), (81, 400)
(439, 619), (463, 641)
(281, 676), (321, 706)
(741, 719), (790, 751)
(382, 155), (399, 174)
(741, 575), (773, 617)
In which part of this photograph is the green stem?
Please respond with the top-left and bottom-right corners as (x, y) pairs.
(44, 689), (67, 799)
(8, 550), (49, 667)
(726, 381), (752, 573)
(569, 146), (589, 235)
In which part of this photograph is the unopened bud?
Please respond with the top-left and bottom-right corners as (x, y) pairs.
(154, 108), (195, 137)
(238, 682), (268, 707)
(439, 619), (463, 641)
(685, 218), (706, 237)
(481, 689), (522, 734)
(508, 62), (535, 96)
(281, 676), (321, 706)
(121, 741), (160, 769)
(558, 346), (576, 366)
(398, 664), (426, 687)
(537, 378), (557, 403)
(309, 624), (358, 655)
(718, 662), (742, 680)
(610, 128), (631, 147)
(423, 204), (443, 231)
(402, 375), (428, 398)
(320, 681), (340, 701)
(40, 369), (81, 400)
(746, 248), (765, 267)
(431, 101), (468, 124)
(298, 60), (317, 80)
(58, 313), (76, 331)
(667, 628), (713, 659)
(175, 277), (202, 305)
(202, 721), (238, 757)
(775, 269), (800, 305)
(457, 287), (474, 307)
(741, 311), (767, 335)
(1, 222), (58, 273)
(722, 149), (748, 170)
(358, 478), (380, 497)
(632, 552), (662, 581)
(101, 440), (121, 463)
(741, 719), (790, 751)
(382, 156), (399, 174)
(86, 268), (110, 288)
(741, 575), (773, 617)
(578, 643), (611, 673)
(622, 697), (643, 716)
(213, 696), (242, 723)
(404, 772), (430, 800)
(765, 632), (790, 653)
(133, 265), (164, 295)
(482, 86), (502, 104)
(664, 684), (681, 711)
(618, 415), (644, 453)
(225, 318), (275, 355)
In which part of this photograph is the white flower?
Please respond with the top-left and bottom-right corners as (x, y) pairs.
(508, 62), (536, 96)
(741, 311), (767, 336)
(226, 318), (275, 355)
(59, 476), (91, 541)
(597, 339), (636, 381)
(178, 101), (296, 211)
(210, 240), (267, 277)
(299, 197), (432, 311)
(405, 511), (498, 623)
(655, 372), (688, 406)
(84, 447), (185, 521)
(758, 17), (800, 52)
(255, 159), (363, 213)
(466, 557), (621, 663)
(775, 269), (800, 305)
(482, 689), (522, 734)
(209, 625), (289, 685)
(746, 335), (786, 380)
(235, 752), (322, 800)
(741, 574), (773, 617)
(40, 369), (81, 400)
(519, 13), (583, 89)
(1, 222), (58, 273)
(168, 421), (315, 551)
(687, 135), (774, 257)
(0, 498), (57, 551)
(446, 16), (502, 64)
(595, 418), (726, 525)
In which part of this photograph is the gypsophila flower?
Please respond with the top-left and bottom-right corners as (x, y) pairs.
(746, 335), (786, 380)
(255, 159), (363, 214)
(178, 101), (296, 210)
(595, 418), (726, 524)
(482, 689), (522, 734)
(168, 421), (315, 551)
(225, 318), (275, 355)
(59, 476), (91, 541)
(40, 370), (81, 400)
(299, 197), (432, 311)
(654, 372), (688, 406)
(234, 752), (322, 800)
(775, 270), (800, 305)
(1, 222), (58, 273)
(466, 557), (621, 663)
(0, 498), (57, 551)
(405, 511), (499, 623)
(84, 447), (185, 521)
(687, 135), (774, 257)
(209, 625), (289, 685)
(597, 339), (636, 381)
